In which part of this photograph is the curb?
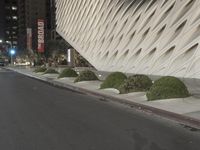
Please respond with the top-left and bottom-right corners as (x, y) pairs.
(6, 67), (200, 129)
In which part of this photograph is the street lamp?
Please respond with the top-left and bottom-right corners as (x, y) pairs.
(6, 41), (15, 65)
(10, 49), (16, 66)
(6, 41), (12, 48)
(0, 39), (2, 56)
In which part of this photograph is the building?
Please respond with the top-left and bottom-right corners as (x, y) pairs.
(56, 0), (200, 79)
(46, 0), (56, 40)
(0, 0), (5, 40)
(18, 0), (46, 53)
(2, 0), (59, 54)
(4, 0), (18, 49)
(17, 0), (26, 52)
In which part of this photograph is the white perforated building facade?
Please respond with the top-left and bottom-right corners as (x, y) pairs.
(56, 0), (200, 79)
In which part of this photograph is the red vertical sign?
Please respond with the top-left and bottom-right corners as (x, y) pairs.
(37, 19), (45, 53)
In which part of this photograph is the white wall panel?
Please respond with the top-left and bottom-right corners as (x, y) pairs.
(56, 0), (200, 78)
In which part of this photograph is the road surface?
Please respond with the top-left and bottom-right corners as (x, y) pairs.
(0, 68), (199, 150)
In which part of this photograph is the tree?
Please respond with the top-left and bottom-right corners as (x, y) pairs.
(74, 51), (92, 67)
(45, 39), (71, 58)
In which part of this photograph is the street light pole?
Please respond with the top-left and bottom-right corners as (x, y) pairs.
(6, 41), (14, 65)
(6, 41), (12, 49)
(10, 49), (16, 66)
(0, 39), (2, 56)
(11, 54), (13, 65)
(11, 53), (13, 65)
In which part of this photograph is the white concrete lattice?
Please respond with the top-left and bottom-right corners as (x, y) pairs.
(55, 0), (200, 79)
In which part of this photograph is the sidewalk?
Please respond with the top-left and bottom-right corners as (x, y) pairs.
(6, 66), (200, 128)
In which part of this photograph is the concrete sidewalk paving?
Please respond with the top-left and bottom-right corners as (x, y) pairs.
(6, 66), (200, 128)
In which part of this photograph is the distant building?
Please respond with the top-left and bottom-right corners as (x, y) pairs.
(46, 0), (61, 41)
(4, 0), (18, 49)
(46, 0), (55, 40)
(0, 0), (5, 40)
(17, 0), (46, 52)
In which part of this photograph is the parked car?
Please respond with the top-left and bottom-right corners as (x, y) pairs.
(0, 59), (5, 66)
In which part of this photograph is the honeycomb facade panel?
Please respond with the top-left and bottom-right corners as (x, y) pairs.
(56, 0), (200, 78)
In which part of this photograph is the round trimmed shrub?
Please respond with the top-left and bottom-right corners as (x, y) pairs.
(119, 75), (153, 94)
(74, 70), (98, 82)
(58, 68), (78, 78)
(44, 68), (58, 74)
(100, 72), (127, 89)
(34, 67), (47, 73)
(146, 76), (190, 101)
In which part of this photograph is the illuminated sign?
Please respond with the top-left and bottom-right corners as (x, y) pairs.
(67, 49), (71, 63)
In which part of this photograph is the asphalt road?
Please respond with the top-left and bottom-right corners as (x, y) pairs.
(0, 68), (200, 150)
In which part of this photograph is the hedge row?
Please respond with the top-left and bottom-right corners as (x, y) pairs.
(34, 67), (190, 100)
(34, 67), (98, 82)
(146, 76), (189, 100)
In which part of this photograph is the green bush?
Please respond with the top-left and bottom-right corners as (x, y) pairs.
(146, 76), (190, 101)
(119, 75), (153, 94)
(100, 72), (127, 89)
(34, 67), (47, 73)
(58, 68), (78, 78)
(44, 68), (58, 74)
(74, 70), (98, 82)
